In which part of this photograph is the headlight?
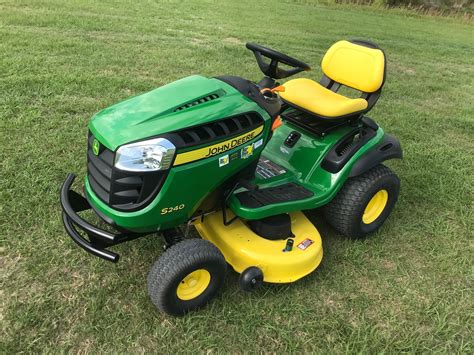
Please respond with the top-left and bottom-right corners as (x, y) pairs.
(115, 138), (176, 172)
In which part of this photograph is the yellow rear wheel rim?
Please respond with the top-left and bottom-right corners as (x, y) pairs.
(362, 189), (388, 224)
(176, 269), (211, 301)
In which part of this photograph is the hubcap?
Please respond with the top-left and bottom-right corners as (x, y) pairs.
(363, 189), (388, 224)
(176, 269), (211, 301)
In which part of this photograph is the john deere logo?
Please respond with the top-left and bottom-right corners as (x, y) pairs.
(92, 139), (100, 155)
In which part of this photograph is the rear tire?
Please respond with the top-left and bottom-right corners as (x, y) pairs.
(323, 164), (400, 238)
(147, 239), (227, 316)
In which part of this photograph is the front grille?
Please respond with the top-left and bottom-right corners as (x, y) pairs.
(87, 133), (167, 211)
(172, 112), (263, 148)
(86, 112), (263, 210)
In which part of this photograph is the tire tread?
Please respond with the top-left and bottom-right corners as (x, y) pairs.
(147, 239), (226, 315)
(323, 164), (399, 238)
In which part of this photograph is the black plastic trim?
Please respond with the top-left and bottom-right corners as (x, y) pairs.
(321, 126), (378, 174)
(163, 110), (265, 150)
(284, 131), (301, 148)
(349, 134), (403, 177)
(236, 182), (314, 208)
(87, 132), (170, 212)
(216, 76), (281, 118)
(248, 214), (293, 240)
(281, 107), (354, 137)
(257, 76), (276, 89)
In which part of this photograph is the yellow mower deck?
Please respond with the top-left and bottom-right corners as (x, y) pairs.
(194, 211), (323, 283)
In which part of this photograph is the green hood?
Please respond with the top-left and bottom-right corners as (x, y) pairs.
(89, 75), (264, 150)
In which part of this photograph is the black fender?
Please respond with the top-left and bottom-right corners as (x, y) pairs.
(349, 133), (402, 177)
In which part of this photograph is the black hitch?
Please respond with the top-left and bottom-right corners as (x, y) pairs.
(60, 173), (147, 262)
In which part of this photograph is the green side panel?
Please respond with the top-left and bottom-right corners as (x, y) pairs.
(85, 125), (270, 233)
(88, 75), (265, 150)
(229, 122), (385, 220)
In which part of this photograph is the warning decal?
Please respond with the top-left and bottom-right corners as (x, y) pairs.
(297, 238), (314, 250)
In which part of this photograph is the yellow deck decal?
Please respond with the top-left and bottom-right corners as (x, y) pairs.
(173, 125), (264, 166)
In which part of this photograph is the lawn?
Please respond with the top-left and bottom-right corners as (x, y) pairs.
(1, 0), (473, 352)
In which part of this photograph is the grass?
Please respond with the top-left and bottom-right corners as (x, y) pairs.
(1, 0), (473, 352)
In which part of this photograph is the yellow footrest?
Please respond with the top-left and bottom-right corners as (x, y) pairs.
(194, 211), (323, 283)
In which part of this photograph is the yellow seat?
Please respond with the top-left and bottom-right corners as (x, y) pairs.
(280, 78), (368, 118)
(280, 40), (386, 119)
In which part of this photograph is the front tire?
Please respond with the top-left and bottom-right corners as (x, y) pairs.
(323, 164), (400, 238)
(147, 239), (227, 316)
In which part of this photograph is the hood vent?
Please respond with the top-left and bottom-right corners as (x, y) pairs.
(173, 112), (263, 148)
(174, 93), (221, 112)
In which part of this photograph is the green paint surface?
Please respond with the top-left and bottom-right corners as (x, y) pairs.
(88, 75), (266, 151)
(229, 123), (385, 219)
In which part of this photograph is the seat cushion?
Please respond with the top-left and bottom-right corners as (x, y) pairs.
(322, 40), (385, 93)
(280, 78), (368, 118)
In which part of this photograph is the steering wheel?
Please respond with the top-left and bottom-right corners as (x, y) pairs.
(246, 42), (311, 79)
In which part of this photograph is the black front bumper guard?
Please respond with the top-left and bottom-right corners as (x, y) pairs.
(60, 173), (146, 263)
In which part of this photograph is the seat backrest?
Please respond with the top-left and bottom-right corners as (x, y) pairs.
(321, 40), (386, 93)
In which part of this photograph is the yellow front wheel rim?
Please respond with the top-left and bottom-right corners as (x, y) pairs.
(362, 189), (388, 224)
(176, 269), (211, 301)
